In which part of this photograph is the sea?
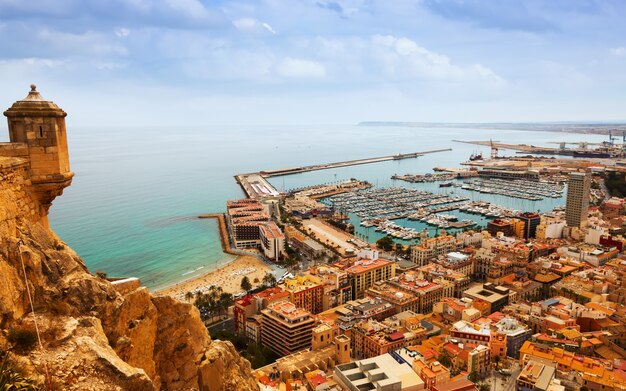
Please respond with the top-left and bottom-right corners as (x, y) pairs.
(40, 124), (607, 291)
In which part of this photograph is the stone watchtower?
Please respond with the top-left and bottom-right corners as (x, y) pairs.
(2, 85), (73, 226)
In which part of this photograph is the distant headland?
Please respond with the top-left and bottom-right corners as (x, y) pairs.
(357, 121), (626, 135)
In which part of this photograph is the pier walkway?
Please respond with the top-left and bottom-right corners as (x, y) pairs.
(235, 148), (452, 199)
(259, 148), (452, 177)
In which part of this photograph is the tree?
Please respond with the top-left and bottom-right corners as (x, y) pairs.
(240, 276), (252, 293)
(494, 354), (501, 369)
(217, 292), (234, 316)
(376, 236), (394, 251)
(262, 272), (277, 287)
(437, 352), (453, 368)
(468, 371), (480, 384)
(184, 291), (194, 301)
(395, 242), (405, 256)
(478, 384), (490, 391)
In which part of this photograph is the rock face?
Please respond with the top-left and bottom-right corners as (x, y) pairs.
(0, 90), (258, 390)
(0, 158), (259, 390)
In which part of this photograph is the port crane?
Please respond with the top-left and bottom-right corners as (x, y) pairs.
(490, 139), (498, 159)
(548, 141), (603, 150)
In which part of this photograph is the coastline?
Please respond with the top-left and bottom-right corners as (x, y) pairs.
(153, 254), (273, 301)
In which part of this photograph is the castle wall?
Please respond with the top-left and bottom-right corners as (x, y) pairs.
(0, 157), (41, 226)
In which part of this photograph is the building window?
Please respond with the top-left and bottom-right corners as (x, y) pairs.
(39, 126), (44, 138)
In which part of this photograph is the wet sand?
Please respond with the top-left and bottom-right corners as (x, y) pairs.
(154, 255), (273, 301)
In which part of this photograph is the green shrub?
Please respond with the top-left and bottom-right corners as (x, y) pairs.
(0, 350), (42, 390)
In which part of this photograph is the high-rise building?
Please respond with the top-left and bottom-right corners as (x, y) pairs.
(565, 172), (590, 228)
(261, 301), (316, 356)
(516, 212), (541, 239)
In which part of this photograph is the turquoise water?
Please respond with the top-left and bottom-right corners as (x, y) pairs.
(37, 125), (606, 290)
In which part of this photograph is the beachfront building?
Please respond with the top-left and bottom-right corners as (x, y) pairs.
(261, 301), (317, 356)
(259, 221), (285, 261)
(226, 198), (269, 248)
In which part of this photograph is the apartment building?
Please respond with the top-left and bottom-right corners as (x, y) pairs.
(261, 301), (317, 356)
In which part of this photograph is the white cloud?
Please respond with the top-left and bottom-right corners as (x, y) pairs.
(232, 17), (277, 34)
(115, 28), (131, 38)
(274, 58), (327, 78)
(262, 22), (277, 35)
(370, 35), (504, 84)
(38, 29), (128, 56)
(610, 46), (626, 57)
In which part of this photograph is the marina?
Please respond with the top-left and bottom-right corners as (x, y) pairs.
(459, 178), (564, 201)
(323, 185), (545, 240)
(327, 187), (470, 220)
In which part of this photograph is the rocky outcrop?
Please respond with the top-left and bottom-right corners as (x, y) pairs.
(0, 159), (258, 390)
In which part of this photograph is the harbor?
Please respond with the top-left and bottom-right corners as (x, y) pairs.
(235, 148), (452, 199)
(323, 185), (546, 240)
(454, 135), (626, 159)
(459, 178), (564, 201)
(327, 187), (470, 221)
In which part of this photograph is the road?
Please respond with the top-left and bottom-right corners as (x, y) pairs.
(488, 361), (521, 391)
(207, 317), (235, 335)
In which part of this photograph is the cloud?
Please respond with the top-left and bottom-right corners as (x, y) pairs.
(369, 35), (504, 84)
(422, 0), (557, 33)
(0, 0), (228, 30)
(610, 46), (626, 57)
(115, 28), (131, 38)
(232, 18), (277, 34)
(274, 58), (327, 78)
(37, 28), (128, 56)
(316, 0), (365, 18)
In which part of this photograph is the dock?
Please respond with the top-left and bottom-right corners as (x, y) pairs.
(236, 148), (452, 199)
(453, 140), (561, 155)
(258, 148), (452, 177)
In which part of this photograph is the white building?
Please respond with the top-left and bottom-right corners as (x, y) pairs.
(334, 353), (424, 391)
(259, 222), (286, 261)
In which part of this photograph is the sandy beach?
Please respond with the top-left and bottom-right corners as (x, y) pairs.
(154, 255), (273, 302)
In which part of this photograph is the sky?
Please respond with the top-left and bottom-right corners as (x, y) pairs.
(0, 0), (625, 126)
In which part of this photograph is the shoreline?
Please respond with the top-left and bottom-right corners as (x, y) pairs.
(153, 254), (274, 301)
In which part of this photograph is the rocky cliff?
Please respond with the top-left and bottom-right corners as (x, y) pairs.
(0, 158), (259, 390)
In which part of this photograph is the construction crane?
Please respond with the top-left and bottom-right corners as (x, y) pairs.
(490, 139), (498, 159)
(548, 141), (604, 150)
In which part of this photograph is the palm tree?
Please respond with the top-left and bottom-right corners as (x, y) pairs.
(184, 291), (194, 302)
(240, 276), (252, 293)
(262, 272), (277, 287)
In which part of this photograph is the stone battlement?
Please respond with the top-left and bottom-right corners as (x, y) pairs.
(1, 85), (73, 226)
